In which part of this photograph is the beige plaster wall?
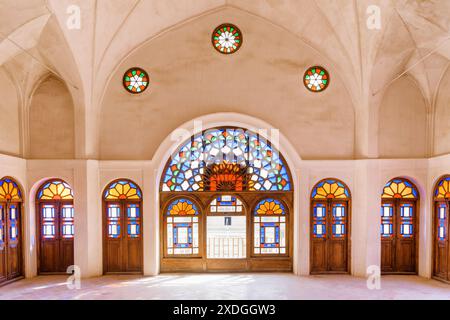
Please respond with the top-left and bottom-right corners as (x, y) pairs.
(378, 76), (427, 158)
(99, 9), (355, 161)
(434, 67), (450, 156)
(0, 68), (21, 156)
(29, 76), (75, 159)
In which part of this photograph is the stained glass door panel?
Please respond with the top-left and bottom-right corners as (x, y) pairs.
(38, 202), (74, 273)
(434, 203), (449, 280)
(381, 202), (395, 272)
(395, 202), (416, 273)
(7, 204), (21, 279)
(0, 204), (5, 283)
(104, 202), (142, 274)
(311, 201), (349, 273)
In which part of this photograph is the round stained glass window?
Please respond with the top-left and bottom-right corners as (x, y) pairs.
(123, 68), (149, 94)
(212, 24), (243, 54)
(303, 66), (330, 92)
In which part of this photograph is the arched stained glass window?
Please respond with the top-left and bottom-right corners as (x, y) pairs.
(38, 180), (73, 200)
(165, 198), (199, 256)
(0, 178), (22, 202)
(435, 176), (450, 200)
(104, 180), (142, 200)
(304, 66), (330, 92)
(212, 24), (242, 54)
(161, 128), (291, 192)
(382, 178), (418, 199)
(311, 179), (350, 199)
(254, 199), (287, 255)
(123, 67), (149, 94)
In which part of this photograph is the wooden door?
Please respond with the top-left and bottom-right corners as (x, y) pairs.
(38, 202), (74, 273)
(0, 203), (23, 284)
(0, 204), (6, 283)
(381, 200), (416, 274)
(434, 201), (449, 281)
(104, 201), (142, 274)
(311, 200), (349, 274)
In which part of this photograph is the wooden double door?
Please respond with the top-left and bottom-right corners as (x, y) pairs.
(381, 200), (417, 274)
(310, 200), (349, 274)
(104, 201), (142, 274)
(434, 200), (450, 281)
(0, 202), (22, 284)
(38, 201), (74, 273)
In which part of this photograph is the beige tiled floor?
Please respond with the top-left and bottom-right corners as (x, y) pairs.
(0, 274), (449, 300)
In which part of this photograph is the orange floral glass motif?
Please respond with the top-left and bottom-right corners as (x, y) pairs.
(382, 179), (418, 199)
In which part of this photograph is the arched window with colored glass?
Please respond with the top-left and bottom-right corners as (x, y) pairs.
(433, 175), (450, 282)
(310, 179), (351, 274)
(159, 127), (294, 272)
(381, 178), (419, 274)
(165, 198), (200, 257)
(0, 177), (23, 284)
(103, 179), (143, 274)
(253, 199), (287, 256)
(36, 179), (74, 274)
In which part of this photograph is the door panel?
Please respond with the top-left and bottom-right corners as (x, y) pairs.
(7, 204), (21, 278)
(0, 204), (6, 283)
(311, 201), (349, 274)
(381, 200), (417, 274)
(104, 202), (142, 274)
(434, 202), (449, 281)
(39, 202), (74, 273)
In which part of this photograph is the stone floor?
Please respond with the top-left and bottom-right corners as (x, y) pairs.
(0, 273), (449, 300)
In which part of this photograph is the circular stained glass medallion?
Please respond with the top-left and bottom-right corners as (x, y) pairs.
(212, 24), (243, 54)
(123, 67), (149, 94)
(303, 66), (330, 92)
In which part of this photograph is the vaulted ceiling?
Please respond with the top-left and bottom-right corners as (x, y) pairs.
(0, 0), (449, 159)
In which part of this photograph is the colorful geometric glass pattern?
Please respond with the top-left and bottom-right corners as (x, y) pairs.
(123, 68), (149, 94)
(313, 203), (326, 238)
(161, 128), (291, 192)
(212, 24), (242, 54)
(254, 198), (286, 255)
(38, 180), (73, 200)
(304, 66), (329, 92)
(167, 199), (198, 216)
(311, 179), (350, 199)
(332, 204), (346, 238)
(8, 205), (18, 246)
(61, 205), (74, 239)
(127, 204), (140, 238)
(381, 204), (393, 238)
(435, 176), (450, 199)
(104, 180), (142, 200)
(166, 198), (199, 255)
(437, 204), (447, 241)
(382, 179), (418, 199)
(254, 199), (285, 216)
(210, 195), (243, 213)
(107, 204), (121, 238)
(42, 205), (56, 239)
(399, 204), (414, 238)
(0, 178), (22, 202)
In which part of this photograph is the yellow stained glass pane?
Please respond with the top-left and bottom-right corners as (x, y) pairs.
(39, 181), (74, 200)
(0, 179), (22, 202)
(312, 180), (350, 199)
(382, 179), (417, 199)
(105, 180), (141, 200)
(435, 177), (450, 199)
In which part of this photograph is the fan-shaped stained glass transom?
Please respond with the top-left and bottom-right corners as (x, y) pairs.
(435, 176), (450, 200)
(311, 179), (350, 200)
(0, 178), (22, 202)
(382, 178), (418, 199)
(254, 199), (286, 215)
(167, 199), (199, 216)
(161, 128), (292, 192)
(104, 180), (142, 200)
(38, 180), (73, 200)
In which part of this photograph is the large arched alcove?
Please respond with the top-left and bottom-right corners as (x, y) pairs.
(159, 126), (294, 272)
(99, 7), (355, 161)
